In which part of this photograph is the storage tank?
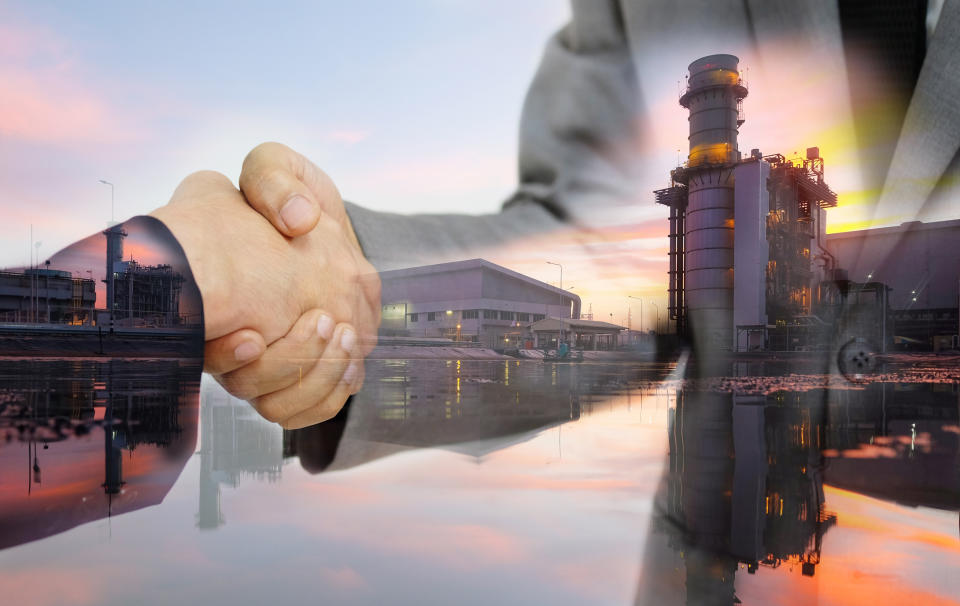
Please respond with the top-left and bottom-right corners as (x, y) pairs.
(679, 54), (748, 349)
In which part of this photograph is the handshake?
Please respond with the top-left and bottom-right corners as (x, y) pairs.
(150, 143), (381, 429)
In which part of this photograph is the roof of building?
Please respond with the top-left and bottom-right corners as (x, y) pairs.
(826, 218), (960, 240)
(529, 317), (624, 333)
(378, 258), (580, 303)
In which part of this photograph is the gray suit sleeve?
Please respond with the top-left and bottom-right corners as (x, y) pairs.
(345, 0), (642, 271)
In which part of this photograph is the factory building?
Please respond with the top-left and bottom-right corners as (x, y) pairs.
(655, 54), (845, 352)
(0, 226), (189, 329)
(0, 268), (96, 325)
(378, 258), (580, 349)
(826, 219), (960, 349)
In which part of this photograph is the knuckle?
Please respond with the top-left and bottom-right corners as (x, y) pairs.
(217, 373), (257, 402)
(252, 396), (285, 424)
(312, 401), (341, 424)
(179, 170), (234, 194)
(242, 142), (287, 171)
(255, 166), (293, 203)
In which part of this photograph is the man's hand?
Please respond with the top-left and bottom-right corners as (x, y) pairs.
(231, 142), (381, 372)
(150, 167), (380, 424)
(237, 142), (357, 241)
(212, 308), (361, 429)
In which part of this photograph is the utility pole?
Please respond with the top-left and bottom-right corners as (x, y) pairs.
(547, 261), (564, 346)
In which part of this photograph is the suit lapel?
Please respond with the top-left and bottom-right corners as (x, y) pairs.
(871, 0), (960, 225)
(742, 0), (844, 57)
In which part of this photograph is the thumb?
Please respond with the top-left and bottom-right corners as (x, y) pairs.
(239, 142), (345, 237)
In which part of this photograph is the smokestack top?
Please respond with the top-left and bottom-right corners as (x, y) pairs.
(681, 53), (747, 109)
(687, 54), (740, 74)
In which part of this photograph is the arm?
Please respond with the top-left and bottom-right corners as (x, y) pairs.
(237, 2), (643, 269)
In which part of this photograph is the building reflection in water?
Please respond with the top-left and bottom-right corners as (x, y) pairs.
(641, 371), (959, 606)
(0, 359), (199, 551)
(281, 359), (669, 473)
(197, 377), (284, 529)
(197, 359), (669, 528)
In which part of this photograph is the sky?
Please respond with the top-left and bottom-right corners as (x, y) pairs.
(1, 1), (951, 327)
(0, 1), (569, 257)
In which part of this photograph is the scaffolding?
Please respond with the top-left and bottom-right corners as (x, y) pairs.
(654, 183), (688, 335)
(112, 261), (185, 327)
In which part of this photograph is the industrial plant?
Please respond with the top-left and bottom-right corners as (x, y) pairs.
(0, 223), (201, 357)
(655, 54), (958, 352)
(0, 225), (190, 330)
(103, 224), (188, 328)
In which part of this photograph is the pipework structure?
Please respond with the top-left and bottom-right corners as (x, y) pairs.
(655, 54), (839, 351)
(102, 227), (188, 327)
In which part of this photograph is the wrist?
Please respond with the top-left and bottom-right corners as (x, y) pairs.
(150, 203), (234, 339)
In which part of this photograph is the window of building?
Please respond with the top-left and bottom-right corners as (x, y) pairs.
(462, 309), (478, 319)
(409, 313), (418, 322)
(427, 312), (436, 321)
(516, 312), (530, 322)
(483, 309), (498, 319)
(533, 314), (545, 322)
(499, 311), (514, 321)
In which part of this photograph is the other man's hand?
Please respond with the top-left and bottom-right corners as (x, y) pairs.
(150, 169), (379, 423)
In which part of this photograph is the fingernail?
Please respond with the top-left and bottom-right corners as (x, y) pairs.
(340, 327), (356, 352)
(316, 314), (335, 340)
(342, 361), (359, 385)
(234, 340), (262, 362)
(280, 195), (313, 233)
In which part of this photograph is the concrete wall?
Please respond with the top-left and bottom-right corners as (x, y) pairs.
(381, 266), (483, 304)
(481, 267), (571, 307)
(826, 219), (960, 310)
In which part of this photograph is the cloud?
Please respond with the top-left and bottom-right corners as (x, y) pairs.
(0, 22), (145, 145)
(326, 129), (372, 145)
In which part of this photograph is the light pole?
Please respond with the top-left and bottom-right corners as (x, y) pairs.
(547, 261), (564, 346)
(99, 180), (115, 224)
(650, 301), (660, 334)
(628, 295), (643, 332)
(34, 241), (42, 323)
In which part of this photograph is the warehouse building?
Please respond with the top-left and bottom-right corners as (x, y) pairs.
(826, 219), (960, 349)
(379, 258), (580, 349)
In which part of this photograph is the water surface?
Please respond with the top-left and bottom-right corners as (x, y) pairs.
(0, 356), (957, 605)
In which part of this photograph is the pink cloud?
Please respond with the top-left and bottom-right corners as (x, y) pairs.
(0, 23), (145, 145)
(326, 129), (372, 145)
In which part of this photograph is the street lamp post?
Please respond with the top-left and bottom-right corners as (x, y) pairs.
(34, 241), (42, 323)
(99, 180), (115, 224)
(628, 295), (643, 332)
(650, 301), (660, 334)
(546, 261), (564, 346)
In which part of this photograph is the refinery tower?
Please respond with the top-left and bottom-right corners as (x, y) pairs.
(655, 54), (839, 351)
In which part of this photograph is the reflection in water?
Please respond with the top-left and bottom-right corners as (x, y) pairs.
(200, 360), (673, 527)
(285, 359), (671, 472)
(0, 358), (199, 550)
(0, 356), (958, 604)
(641, 369), (960, 606)
(197, 377), (284, 529)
